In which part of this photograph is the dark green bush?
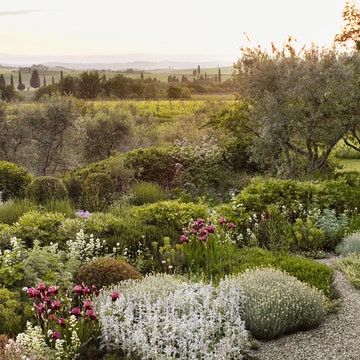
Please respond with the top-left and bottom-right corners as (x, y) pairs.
(26, 176), (68, 205)
(75, 257), (142, 288)
(124, 147), (176, 188)
(0, 161), (31, 201)
(131, 182), (168, 205)
(82, 172), (115, 211)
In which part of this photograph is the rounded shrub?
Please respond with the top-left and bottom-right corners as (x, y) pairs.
(0, 161), (31, 201)
(131, 181), (168, 205)
(337, 232), (360, 256)
(235, 268), (326, 340)
(75, 257), (142, 288)
(82, 172), (114, 212)
(26, 176), (68, 205)
(0, 288), (31, 336)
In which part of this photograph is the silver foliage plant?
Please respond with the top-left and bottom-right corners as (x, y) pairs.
(96, 275), (249, 360)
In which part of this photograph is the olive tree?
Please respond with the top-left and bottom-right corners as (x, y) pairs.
(232, 42), (360, 176)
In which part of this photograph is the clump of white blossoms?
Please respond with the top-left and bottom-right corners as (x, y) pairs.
(96, 274), (249, 360)
(234, 268), (327, 340)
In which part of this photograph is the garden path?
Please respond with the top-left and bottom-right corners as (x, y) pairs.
(256, 257), (360, 360)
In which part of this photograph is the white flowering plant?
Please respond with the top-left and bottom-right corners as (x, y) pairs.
(96, 274), (249, 360)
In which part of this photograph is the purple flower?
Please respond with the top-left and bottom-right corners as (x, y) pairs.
(73, 285), (83, 295)
(75, 210), (91, 219)
(227, 222), (237, 230)
(36, 303), (46, 314)
(206, 225), (215, 233)
(219, 217), (227, 225)
(37, 283), (47, 293)
(83, 300), (93, 310)
(57, 318), (66, 327)
(51, 300), (61, 311)
(47, 286), (58, 296)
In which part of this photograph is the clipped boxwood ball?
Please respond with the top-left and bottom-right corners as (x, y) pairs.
(26, 176), (68, 204)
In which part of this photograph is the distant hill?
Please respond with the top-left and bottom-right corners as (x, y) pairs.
(43, 60), (232, 71)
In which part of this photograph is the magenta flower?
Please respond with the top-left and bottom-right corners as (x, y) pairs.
(219, 217), (227, 225)
(111, 291), (120, 302)
(27, 287), (39, 298)
(73, 285), (83, 295)
(51, 300), (61, 311)
(37, 283), (47, 293)
(86, 309), (97, 320)
(57, 318), (66, 327)
(52, 331), (61, 340)
(199, 235), (208, 242)
(83, 300), (93, 310)
(36, 303), (46, 314)
(206, 224), (215, 233)
(70, 307), (81, 317)
(227, 222), (236, 230)
(82, 286), (91, 295)
(180, 235), (189, 244)
(47, 286), (58, 296)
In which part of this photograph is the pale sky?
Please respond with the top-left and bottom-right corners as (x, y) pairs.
(0, 0), (349, 64)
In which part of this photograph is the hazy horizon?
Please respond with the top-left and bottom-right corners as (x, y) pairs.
(0, 0), (349, 66)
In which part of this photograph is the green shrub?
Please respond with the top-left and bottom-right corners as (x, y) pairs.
(337, 232), (360, 256)
(0, 161), (31, 201)
(0, 288), (32, 336)
(21, 245), (72, 288)
(41, 199), (75, 218)
(26, 176), (68, 205)
(130, 200), (208, 230)
(75, 257), (142, 288)
(0, 200), (36, 225)
(14, 211), (66, 247)
(338, 254), (360, 288)
(131, 182), (168, 205)
(235, 268), (327, 340)
(124, 147), (176, 188)
(82, 172), (115, 212)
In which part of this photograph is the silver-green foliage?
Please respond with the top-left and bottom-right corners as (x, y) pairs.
(337, 232), (360, 256)
(234, 268), (327, 340)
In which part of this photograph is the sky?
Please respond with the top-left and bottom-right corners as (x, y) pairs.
(0, 0), (349, 64)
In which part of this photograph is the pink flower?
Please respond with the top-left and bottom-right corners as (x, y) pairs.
(206, 225), (215, 233)
(111, 291), (120, 302)
(83, 300), (93, 310)
(52, 331), (61, 340)
(199, 235), (208, 242)
(27, 287), (39, 298)
(86, 309), (97, 320)
(180, 235), (189, 244)
(82, 286), (91, 295)
(51, 301), (61, 311)
(73, 285), (83, 295)
(36, 303), (46, 314)
(227, 222), (236, 230)
(47, 286), (58, 296)
(196, 218), (205, 225)
(70, 307), (81, 317)
(219, 217), (227, 225)
(37, 283), (47, 293)
(57, 318), (66, 327)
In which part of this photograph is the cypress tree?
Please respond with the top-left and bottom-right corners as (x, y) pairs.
(17, 71), (25, 91)
(60, 70), (64, 81)
(197, 65), (201, 75)
(0, 74), (6, 90)
(140, 72), (144, 79)
(43, 77), (47, 86)
(52, 76), (55, 85)
(218, 68), (222, 83)
(10, 74), (14, 88)
(30, 70), (41, 88)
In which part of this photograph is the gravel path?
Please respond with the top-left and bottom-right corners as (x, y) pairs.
(256, 258), (360, 360)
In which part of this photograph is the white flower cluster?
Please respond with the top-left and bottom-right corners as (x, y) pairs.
(96, 275), (249, 360)
(0, 237), (24, 266)
(66, 229), (119, 262)
(234, 268), (327, 340)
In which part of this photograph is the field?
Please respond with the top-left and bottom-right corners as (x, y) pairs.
(336, 158), (360, 172)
